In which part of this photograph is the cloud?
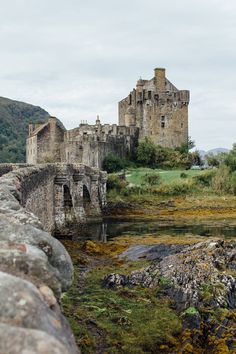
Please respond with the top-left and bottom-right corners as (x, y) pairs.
(0, 0), (235, 149)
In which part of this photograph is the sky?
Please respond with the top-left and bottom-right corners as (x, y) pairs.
(0, 0), (236, 151)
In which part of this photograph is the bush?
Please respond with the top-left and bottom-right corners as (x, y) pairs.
(107, 175), (127, 191)
(180, 172), (188, 179)
(102, 154), (125, 173)
(193, 170), (215, 187)
(230, 171), (236, 195)
(211, 165), (231, 194)
(166, 182), (192, 196)
(143, 173), (161, 186)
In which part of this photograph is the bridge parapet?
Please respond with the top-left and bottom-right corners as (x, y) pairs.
(0, 163), (81, 354)
(0, 163), (107, 233)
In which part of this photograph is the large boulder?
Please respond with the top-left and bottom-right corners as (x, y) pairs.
(0, 324), (71, 354)
(0, 214), (73, 292)
(0, 272), (78, 354)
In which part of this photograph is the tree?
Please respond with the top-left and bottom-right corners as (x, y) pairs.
(176, 137), (195, 154)
(102, 154), (125, 173)
(136, 137), (157, 167)
(224, 144), (236, 172)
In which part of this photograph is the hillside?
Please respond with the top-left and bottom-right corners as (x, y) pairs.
(0, 96), (49, 162)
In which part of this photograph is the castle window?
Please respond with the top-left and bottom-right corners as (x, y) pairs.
(161, 116), (165, 128)
(148, 91), (152, 99)
(129, 94), (132, 105)
(181, 123), (183, 128)
(150, 116), (152, 120)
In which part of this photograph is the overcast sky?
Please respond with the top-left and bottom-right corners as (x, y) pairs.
(0, 0), (236, 150)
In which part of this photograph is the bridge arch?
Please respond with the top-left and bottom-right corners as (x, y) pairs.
(83, 184), (91, 214)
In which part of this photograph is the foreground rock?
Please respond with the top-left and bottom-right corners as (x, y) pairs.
(0, 165), (79, 354)
(104, 240), (236, 351)
(104, 239), (236, 310)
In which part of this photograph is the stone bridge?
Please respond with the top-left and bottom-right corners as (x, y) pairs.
(0, 163), (107, 234)
(0, 163), (107, 354)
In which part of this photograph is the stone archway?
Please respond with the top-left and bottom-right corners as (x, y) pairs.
(63, 185), (75, 223)
(83, 185), (91, 214)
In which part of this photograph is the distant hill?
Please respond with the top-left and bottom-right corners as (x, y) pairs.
(0, 97), (49, 163)
(198, 148), (230, 160)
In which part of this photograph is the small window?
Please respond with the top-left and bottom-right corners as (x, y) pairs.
(129, 94), (132, 105)
(148, 91), (152, 99)
(161, 116), (165, 128)
(181, 123), (183, 128)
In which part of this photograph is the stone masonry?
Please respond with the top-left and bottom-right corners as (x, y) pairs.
(26, 67), (189, 167)
(0, 164), (80, 354)
(0, 163), (107, 233)
(119, 68), (190, 148)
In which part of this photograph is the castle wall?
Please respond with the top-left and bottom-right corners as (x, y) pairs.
(26, 67), (189, 167)
(26, 135), (38, 164)
(26, 119), (65, 164)
(118, 68), (190, 149)
(62, 124), (139, 169)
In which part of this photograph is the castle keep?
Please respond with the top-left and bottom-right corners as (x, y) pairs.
(26, 68), (189, 168)
(119, 68), (190, 148)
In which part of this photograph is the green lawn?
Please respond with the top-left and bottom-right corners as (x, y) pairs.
(125, 168), (203, 185)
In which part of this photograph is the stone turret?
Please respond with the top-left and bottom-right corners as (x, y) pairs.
(154, 68), (166, 92)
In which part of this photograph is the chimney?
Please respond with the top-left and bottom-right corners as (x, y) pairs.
(96, 115), (101, 125)
(28, 123), (34, 136)
(154, 68), (166, 92)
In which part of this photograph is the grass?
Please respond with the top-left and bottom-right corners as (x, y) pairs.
(126, 168), (203, 186)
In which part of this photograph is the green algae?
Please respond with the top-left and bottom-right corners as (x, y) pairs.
(61, 242), (182, 353)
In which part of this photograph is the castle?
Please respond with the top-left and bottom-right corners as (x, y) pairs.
(26, 68), (190, 168)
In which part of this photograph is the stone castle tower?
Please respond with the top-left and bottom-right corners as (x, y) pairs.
(119, 68), (190, 148)
(26, 67), (190, 168)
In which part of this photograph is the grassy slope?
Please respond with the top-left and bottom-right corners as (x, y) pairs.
(0, 96), (49, 163)
(126, 168), (203, 185)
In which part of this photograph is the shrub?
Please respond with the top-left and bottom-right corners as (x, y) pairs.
(167, 182), (191, 195)
(107, 175), (127, 191)
(143, 173), (161, 186)
(230, 171), (236, 195)
(193, 170), (215, 187)
(102, 154), (124, 173)
(180, 172), (188, 179)
(211, 165), (231, 194)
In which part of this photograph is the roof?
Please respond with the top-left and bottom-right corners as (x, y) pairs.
(31, 123), (49, 137)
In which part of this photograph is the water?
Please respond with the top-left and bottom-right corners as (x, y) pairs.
(68, 219), (236, 242)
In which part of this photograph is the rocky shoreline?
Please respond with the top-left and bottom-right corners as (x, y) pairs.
(103, 239), (236, 352)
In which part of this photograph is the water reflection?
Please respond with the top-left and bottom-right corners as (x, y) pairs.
(67, 220), (236, 241)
